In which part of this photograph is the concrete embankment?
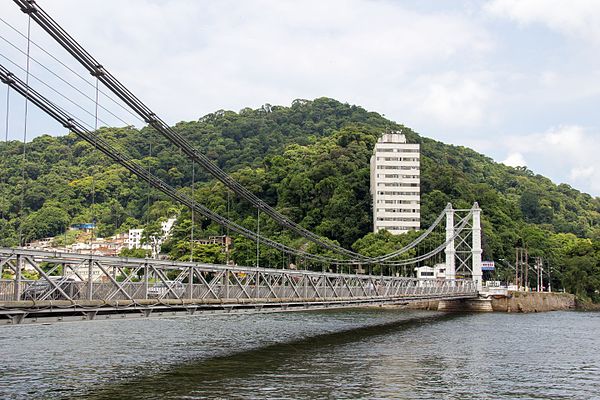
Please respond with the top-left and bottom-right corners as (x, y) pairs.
(395, 291), (576, 313)
(490, 291), (575, 313)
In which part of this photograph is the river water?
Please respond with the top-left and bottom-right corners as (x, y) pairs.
(0, 309), (598, 399)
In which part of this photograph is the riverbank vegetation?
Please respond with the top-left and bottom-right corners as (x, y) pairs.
(0, 98), (598, 301)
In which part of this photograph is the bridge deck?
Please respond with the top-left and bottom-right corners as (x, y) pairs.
(0, 248), (477, 325)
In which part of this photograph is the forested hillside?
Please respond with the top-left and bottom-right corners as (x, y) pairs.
(1, 98), (599, 301)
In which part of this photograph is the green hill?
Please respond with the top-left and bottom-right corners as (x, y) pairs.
(0, 98), (598, 300)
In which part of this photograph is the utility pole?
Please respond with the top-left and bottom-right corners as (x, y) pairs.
(534, 257), (543, 292)
(540, 257), (544, 292)
(547, 259), (552, 293)
(524, 248), (529, 291)
(515, 248), (519, 289)
(515, 247), (529, 291)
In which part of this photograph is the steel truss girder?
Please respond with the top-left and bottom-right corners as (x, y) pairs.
(0, 248), (477, 324)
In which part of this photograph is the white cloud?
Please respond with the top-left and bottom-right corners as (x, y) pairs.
(413, 72), (493, 128)
(500, 125), (600, 195)
(485, 0), (600, 42)
(1, 0), (599, 197)
(503, 152), (527, 167)
(570, 166), (594, 180)
(0, 0), (493, 130)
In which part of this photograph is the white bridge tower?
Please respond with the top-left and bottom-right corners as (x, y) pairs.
(444, 202), (483, 291)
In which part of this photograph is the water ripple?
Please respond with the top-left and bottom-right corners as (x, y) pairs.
(0, 310), (598, 399)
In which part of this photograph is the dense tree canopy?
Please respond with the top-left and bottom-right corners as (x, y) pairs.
(1, 98), (598, 301)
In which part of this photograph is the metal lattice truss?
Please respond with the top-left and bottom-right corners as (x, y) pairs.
(0, 248), (476, 325)
(453, 210), (474, 277)
(444, 203), (483, 290)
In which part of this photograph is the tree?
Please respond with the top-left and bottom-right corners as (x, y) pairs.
(141, 220), (164, 259)
(21, 202), (70, 243)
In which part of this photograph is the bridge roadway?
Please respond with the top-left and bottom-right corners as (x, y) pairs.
(0, 248), (477, 325)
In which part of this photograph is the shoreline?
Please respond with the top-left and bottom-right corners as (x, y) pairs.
(575, 299), (600, 311)
(383, 291), (582, 313)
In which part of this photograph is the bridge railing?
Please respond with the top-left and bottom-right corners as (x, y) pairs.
(0, 248), (476, 304)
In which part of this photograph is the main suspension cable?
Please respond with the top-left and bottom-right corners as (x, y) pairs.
(7, 1), (475, 268)
(0, 16), (144, 124)
(0, 64), (363, 265)
(0, 33), (137, 127)
(10, 0), (463, 266)
(11, 0), (370, 261)
(0, 51), (115, 128)
(383, 210), (473, 266)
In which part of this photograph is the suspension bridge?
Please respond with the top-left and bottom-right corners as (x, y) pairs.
(0, 1), (482, 325)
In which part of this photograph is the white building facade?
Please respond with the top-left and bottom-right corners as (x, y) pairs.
(127, 229), (145, 250)
(127, 218), (177, 256)
(370, 132), (420, 234)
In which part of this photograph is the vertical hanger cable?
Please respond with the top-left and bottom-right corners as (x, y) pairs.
(18, 15), (32, 247)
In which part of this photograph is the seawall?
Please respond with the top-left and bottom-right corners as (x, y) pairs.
(491, 291), (575, 313)
(393, 291), (576, 313)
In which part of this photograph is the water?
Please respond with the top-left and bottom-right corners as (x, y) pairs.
(0, 309), (598, 399)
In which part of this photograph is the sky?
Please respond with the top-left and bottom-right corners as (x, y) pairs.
(0, 0), (599, 197)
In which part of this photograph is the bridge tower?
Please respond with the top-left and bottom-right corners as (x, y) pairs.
(472, 203), (483, 291)
(444, 204), (456, 281)
(444, 202), (483, 291)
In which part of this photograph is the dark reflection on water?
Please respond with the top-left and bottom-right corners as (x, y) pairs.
(1, 310), (599, 399)
(83, 311), (461, 400)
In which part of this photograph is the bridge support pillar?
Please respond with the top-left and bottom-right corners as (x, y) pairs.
(14, 255), (22, 301)
(225, 270), (230, 299)
(444, 203), (456, 281)
(472, 202), (483, 291)
(188, 266), (194, 299)
(143, 262), (149, 300)
(87, 258), (93, 300)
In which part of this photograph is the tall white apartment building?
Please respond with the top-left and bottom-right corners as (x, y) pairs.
(370, 132), (420, 234)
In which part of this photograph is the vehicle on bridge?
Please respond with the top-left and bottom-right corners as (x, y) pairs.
(147, 281), (185, 299)
(22, 277), (82, 301)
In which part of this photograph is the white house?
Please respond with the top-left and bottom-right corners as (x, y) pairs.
(415, 263), (446, 280)
(127, 218), (177, 258)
